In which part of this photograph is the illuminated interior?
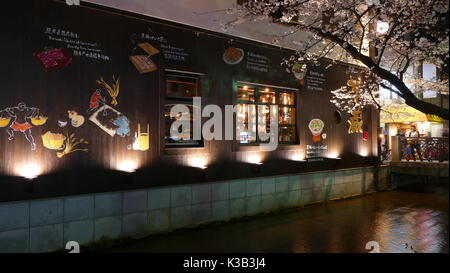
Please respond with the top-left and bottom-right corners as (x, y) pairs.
(236, 84), (297, 144)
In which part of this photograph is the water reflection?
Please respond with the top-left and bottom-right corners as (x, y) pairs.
(106, 186), (448, 253)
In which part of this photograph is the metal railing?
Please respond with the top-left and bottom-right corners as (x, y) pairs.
(398, 137), (449, 162)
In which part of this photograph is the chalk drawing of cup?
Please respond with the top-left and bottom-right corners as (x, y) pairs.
(308, 119), (324, 143)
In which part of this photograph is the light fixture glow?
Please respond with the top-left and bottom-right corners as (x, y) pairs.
(190, 156), (208, 169)
(327, 152), (340, 159)
(290, 151), (305, 161)
(247, 154), (263, 165)
(359, 148), (369, 157)
(117, 160), (137, 173)
(19, 163), (41, 179)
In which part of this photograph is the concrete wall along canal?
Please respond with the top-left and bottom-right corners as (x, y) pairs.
(0, 166), (390, 253)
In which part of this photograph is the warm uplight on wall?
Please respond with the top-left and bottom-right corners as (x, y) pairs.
(246, 153), (263, 165)
(359, 148), (369, 157)
(190, 156), (208, 169)
(18, 163), (42, 179)
(290, 151), (305, 161)
(117, 160), (137, 173)
(327, 152), (341, 159)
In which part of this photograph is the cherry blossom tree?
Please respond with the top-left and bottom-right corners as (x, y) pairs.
(226, 0), (449, 119)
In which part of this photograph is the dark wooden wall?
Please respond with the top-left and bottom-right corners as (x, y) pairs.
(0, 0), (379, 202)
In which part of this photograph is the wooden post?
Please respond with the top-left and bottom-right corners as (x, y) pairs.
(391, 136), (400, 161)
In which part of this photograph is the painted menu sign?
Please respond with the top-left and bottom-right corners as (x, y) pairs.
(305, 69), (326, 91)
(246, 51), (269, 73)
(43, 26), (110, 61)
(133, 28), (190, 63)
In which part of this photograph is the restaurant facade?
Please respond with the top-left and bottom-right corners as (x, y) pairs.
(0, 0), (389, 252)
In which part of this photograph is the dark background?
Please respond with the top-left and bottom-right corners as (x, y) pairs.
(0, 0), (378, 202)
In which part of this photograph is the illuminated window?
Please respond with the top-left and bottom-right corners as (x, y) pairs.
(164, 72), (203, 147)
(236, 84), (297, 144)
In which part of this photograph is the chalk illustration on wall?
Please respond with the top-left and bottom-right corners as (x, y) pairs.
(89, 104), (130, 137)
(308, 119), (325, 143)
(97, 76), (120, 106)
(223, 46), (244, 65)
(128, 33), (159, 74)
(42, 131), (66, 150)
(292, 63), (307, 82)
(58, 120), (68, 127)
(33, 47), (72, 71)
(128, 123), (149, 151)
(68, 110), (85, 127)
(88, 89), (106, 113)
(0, 103), (47, 150)
(56, 132), (89, 158)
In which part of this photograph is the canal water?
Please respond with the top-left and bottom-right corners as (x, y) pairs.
(105, 185), (448, 253)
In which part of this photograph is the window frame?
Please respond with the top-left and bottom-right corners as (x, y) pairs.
(234, 81), (299, 147)
(162, 70), (204, 149)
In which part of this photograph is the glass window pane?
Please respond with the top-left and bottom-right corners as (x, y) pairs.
(237, 86), (255, 103)
(257, 105), (270, 142)
(237, 104), (256, 143)
(235, 84), (297, 145)
(166, 74), (198, 98)
(279, 107), (295, 125)
(279, 92), (294, 105)
(279, 126), (296, 143)
(258, 88), (276, 104)
(164, 104), (201, 146)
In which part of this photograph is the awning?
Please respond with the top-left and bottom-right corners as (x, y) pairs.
(426, 114), (445, 122)
(380, 103), (427, 123)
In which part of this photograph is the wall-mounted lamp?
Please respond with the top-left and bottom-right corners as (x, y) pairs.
(18, 163), (41, 193)
(246, 154), (263, 173)
(251, 162), (263, 173)
(117, 160), (137, 184)
(325, 155), (342, 169)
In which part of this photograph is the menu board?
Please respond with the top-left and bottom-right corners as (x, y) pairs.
(43, 26), (110, 61)
(305, 69), (326, 91)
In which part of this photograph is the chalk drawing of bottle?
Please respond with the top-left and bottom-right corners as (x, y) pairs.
(131, 132), (139, 150)
(128, 123), (149, 151)
(137, 123), (149, 151)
